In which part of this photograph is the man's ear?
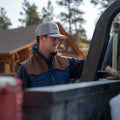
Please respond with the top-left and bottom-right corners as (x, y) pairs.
(39, 35), (42, 40)
(40, 35), (45, 42)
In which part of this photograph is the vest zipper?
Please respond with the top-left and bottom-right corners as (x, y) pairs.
(49, 70), (56, 85)
(49, 60), (56, 85)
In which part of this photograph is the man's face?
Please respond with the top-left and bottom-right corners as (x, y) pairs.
(44, 36), (61, 53)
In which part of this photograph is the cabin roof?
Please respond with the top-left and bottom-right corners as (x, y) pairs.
(0, 25), (36, 54)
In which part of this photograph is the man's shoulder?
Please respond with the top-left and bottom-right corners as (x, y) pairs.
(21, 55), (34, 66)
(55, 54), (68, 60)
(53, 55), (69, 70)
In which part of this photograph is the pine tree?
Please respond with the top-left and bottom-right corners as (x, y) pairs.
(41, 0), (54, 22)
(56, 0), (84, 35)
(90, 0), (120, 24)
(18, 0), (42, 27)
(90, 0), (114, 8)
(56, 0), (86, 47)
(0, 7), (11, 29)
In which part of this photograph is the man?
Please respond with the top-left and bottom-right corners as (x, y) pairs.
(16, 22), (84, 89)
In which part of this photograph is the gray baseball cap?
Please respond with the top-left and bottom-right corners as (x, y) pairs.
(35, 22), (67, 39)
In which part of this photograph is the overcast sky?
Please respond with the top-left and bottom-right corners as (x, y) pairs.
(0, 0), (100, 40)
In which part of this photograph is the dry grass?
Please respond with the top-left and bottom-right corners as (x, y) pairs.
(80, 43), (90, 57)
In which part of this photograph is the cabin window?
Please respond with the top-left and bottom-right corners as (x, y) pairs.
(5, 63), (11, 73)
(0, 62), (4, 73)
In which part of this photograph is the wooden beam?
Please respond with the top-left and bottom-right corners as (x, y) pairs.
(56, 23), (85, 58)
(0, 54), (10, 63)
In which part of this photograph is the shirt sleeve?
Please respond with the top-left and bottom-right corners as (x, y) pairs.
(68, 57), (85, 79)
(16, 64), (30, 89)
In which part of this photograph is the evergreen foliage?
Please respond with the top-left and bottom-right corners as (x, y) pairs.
(41, 0), (54, 22)
(18, 0), (42, 26)
(0, 7), (11, 29)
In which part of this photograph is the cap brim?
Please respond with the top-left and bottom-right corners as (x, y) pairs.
(48, 34), (67, 39)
